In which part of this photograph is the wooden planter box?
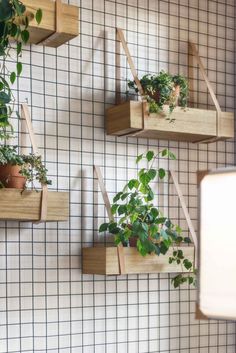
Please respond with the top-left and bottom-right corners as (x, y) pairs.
(106, 101), (234, 143)
(0, 189), (69, 221)
(22, 0), (79, 47)
(82, 245), (195, 275)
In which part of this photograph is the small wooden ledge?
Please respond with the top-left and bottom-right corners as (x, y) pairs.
(22, 0), (79, 48)
(0, 189), (69, 222)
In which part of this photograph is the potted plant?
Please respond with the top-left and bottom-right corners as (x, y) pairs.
(0, 1), (44, 189)
(99, 150), (196, 288)
(128, 70), (188, 117)
(0, 145), (51, 189)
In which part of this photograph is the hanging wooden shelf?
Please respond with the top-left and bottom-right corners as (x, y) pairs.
(106, 29), (234, 143)
(82, 167), (197, 276)
(106, 102), (234, 143)
(83, 245), (195, 275)
(0, 104), (70, 223)
(22, 0), (79, 48)
(0, 188), (69, 222)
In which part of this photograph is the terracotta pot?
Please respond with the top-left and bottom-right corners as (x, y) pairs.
(148, 85), (180, 110)
(0, 164), (26, 189)
(129, 236), (138, 247)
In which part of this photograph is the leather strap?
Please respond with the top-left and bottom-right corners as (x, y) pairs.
(116, 28), (144, 98)
(94, 165), (126, 275)
(21, 104), (48, 222)
(189, 42), (222, 143)
(37, 0), (62, 46)
(169, 170), (198, 267)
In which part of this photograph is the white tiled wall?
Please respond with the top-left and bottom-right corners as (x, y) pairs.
(0, 0), (235, 352)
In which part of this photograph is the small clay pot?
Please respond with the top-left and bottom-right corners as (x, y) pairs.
(0, 164), (26, 189)
(129, 236), (138, 247)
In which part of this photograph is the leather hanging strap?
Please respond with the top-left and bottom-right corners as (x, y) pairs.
(189, 42), (222, 143)
(116, 28), (148, 135)
(37, 0), (62, 46)
(21, 104), (48, 222)
(169, 170), (198, 267)
(94, 165), (126, 275)
(116, 28), (144, 98)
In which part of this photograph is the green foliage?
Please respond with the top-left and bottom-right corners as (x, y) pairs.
(0, 145), (51, 187)
(128, 70), (189, 118)
(99, 149), (196, 288)
(0, 0), (42, 140)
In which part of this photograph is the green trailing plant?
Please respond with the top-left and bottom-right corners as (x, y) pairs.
(0, 1), (50, 190)
(99, 150), (196, 288)
(0, 0), (42, 139)
(0, 145), (52, 187)
(128, 70), (189, 117)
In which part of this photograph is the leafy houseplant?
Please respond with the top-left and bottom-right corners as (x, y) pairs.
(0, 0), (42, 137)
(0, 1), (48, 190)
(99, 150), (196, 288)
(0, 145), (51, 189)
(128, 70), (189, 117)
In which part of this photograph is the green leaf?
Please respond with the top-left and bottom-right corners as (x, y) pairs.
(177, 249), (184, 259)
(160, 228), (168, 240)
(150, 208), (159, 219)
(113, 192), (123, 202)
(147, 168), (157, 180)
(184, 237), (191, 244)
(0, 0), (14, 22)
(183, 259), (192, 270)
(108, 222), (120, 234)
(10, 72), (16, 84)
(146, 188), (154, 201)
(161, 148), (176, 160)
(21, 29), (30, 43)
(136, 154), (143, 164)
(139, 172), (151, 186)
(99, 223), (109, 232)
(188, 277), (194, 285)
(149, 223), (158, 237)
(158, 168), (166, 179)
(17, 42), (22, 56)
(35, 8), (43, 24)
(118, 205), (127, 215)
(176, 236), (183, 244)
(16, 62), (23, 76)
(146, 150), (154, 161)
(175, 225), (182, 234)
(10, 23), (18, 37)
(0, 92), (10, 104)
(111, 204), (119, 214)
(121, 192), (129, 200)
(155, 217), (167, 224)
(128, 179), (139, 190)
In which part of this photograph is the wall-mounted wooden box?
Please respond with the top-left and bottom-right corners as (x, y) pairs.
(23, 0), (79, 47)
(106, 101), (234, 143)
(0, 189), (69, 221)
(82, 246), (195, 275)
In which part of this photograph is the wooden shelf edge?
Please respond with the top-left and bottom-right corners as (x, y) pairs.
(0, 189), (69, 222)
(22, 0), (79, 48)
(106, 102), (234, 143)
(82, 246), (195, 275)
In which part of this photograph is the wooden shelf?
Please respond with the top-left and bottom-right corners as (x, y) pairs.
(82, 246), (195, 275)
(0, 189), (69, 221)
(106, 101), (234, 143)
(23, 0), (79, 47)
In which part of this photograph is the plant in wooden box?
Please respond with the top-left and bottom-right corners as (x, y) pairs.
(0, 0), (43, 189)
(99, 150), (196, 288)
(128, 71), (188, 117)
(0, 145), (51, 189)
